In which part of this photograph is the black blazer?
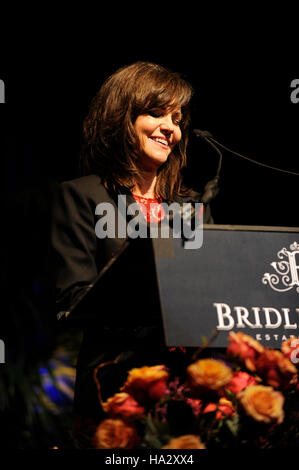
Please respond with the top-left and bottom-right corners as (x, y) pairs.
(50, 174), (214, 421)
(50, 173), (213, 317)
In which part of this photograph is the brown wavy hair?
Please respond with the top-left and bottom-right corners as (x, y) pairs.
(80, 61), (193, 201)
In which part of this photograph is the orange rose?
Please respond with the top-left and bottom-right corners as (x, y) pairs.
(162, 434), (206, 449)
(92, 418), (139, 449)
(255, 349), (297, 389)
(226, 371), (258, 395)
(121, 365), (169, 402)
(238, 385), (284, 424)
(187, 358), (233, 392)
(102, 392), (145, 418)
(227, 332), (264, 371)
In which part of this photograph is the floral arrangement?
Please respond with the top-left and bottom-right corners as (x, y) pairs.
(91, 333), (299, 449)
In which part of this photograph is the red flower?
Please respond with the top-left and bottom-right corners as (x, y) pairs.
(226, 371), (258, 395)
(121, 365), (169, 403)
(147, 379), (169, 401)
(227, 332), (264, 371)
(102, 393), (145, 418)
(255, 349), (297, 389)
(203, 402), (217, 413)
(203, 398), (236, 420)
(168, 346), (187, 353)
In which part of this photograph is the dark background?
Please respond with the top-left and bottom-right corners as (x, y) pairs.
(2, 48), (298, 227)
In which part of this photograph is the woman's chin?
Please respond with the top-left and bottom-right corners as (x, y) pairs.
(139, 153), (170, 172)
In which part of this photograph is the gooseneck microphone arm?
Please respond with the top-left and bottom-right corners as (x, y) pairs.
(192, 128), (299, 205)
(192, 129), (222, 204)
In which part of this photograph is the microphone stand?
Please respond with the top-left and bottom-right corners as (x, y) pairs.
(193, 129), (222, 205)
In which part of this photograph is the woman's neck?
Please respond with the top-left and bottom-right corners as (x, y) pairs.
(133, 172), (157, 198)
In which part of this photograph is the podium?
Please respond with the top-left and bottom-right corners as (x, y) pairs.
(153, 224), (299, 348)
(58, 225), (299, 348)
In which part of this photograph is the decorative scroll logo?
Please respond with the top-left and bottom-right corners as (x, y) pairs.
(262, 242), (299, 293)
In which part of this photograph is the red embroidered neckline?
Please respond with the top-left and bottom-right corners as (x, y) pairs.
(132, 194), (162, 203)
(132, 193), (165, 223)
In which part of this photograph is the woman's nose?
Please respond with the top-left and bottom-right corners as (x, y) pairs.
(159, 115), (174, 133)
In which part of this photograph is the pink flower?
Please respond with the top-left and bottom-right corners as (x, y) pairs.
(226, 371), (258, 395)
(186, 398), (203, 417)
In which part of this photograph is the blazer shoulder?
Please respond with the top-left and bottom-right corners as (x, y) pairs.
(61, 174), (103, 192)
(60, 174), (113, 204)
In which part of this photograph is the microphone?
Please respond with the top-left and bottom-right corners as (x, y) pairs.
(193, 129), (213, 140)
(193, 129), (299, 177)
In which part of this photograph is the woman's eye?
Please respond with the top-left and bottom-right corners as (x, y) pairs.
(172, 111), (183, 126)
(148, 110), (182, 126)
(149, 110), (162, 118)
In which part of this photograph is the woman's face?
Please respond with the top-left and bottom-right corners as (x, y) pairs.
(133, 105), (182, 172)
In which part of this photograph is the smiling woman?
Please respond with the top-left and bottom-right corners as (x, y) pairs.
(133, 106), (182, 178)
(50, 61), (213, 448)
(80, 61), (193, 200)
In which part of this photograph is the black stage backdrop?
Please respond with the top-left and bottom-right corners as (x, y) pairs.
(2, 52), (298, 226)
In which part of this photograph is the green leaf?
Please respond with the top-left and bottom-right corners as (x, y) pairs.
(142, 416), (163, 448)
(143, 431), (163, 449)
(224, 388), (238, 406)
(225, 414), (240, 437)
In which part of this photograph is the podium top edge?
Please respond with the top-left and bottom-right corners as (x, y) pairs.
(203, 224), (299, 232)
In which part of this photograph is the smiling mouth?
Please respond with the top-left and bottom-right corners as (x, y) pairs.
(149, 137), (169, 149)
